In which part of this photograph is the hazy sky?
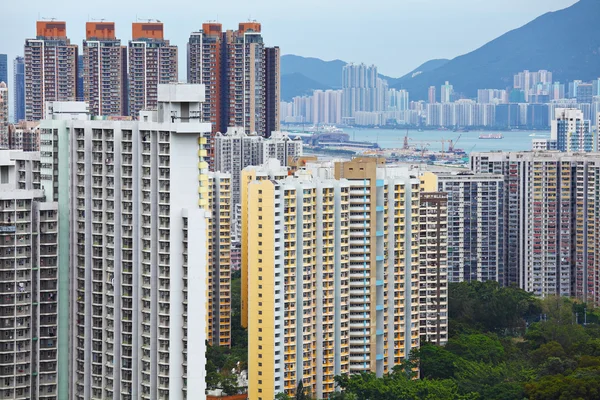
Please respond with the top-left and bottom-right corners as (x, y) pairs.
(1, 0), (577, 78)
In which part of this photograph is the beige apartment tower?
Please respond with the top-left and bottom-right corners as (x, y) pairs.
(24, 21), (78, 121)
(82, 22), (127, 116)
(128, 23), (178, 118)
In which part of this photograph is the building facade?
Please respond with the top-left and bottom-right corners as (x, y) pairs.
(13, 57), (26, 123)
(207, 172), (232, 348)
(0, 82), (8, 148)
(128, 23), (178, 118)
(40, 84), (211, 399)
(187, 22), (280, 139)
(214, 127), (302, 207)
(0, 54), (7, 85)
(24, 21), (78, 121)
(551, 108), (593, 152)
(82, 22), (127, 116)
(0, 150), (59, 399)
(421, 172), (505, 284)
(242, 158), (448, 399)
(471, 151), (600, 305)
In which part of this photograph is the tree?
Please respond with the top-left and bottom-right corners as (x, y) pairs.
(295, 381), (310, 400)
(275, 393), (292, 400)
(220, 373), (241, 396)
(412, 343), (458, 379)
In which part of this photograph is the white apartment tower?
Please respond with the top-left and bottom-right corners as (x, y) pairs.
(214, 127), (302, 207)
(552, 108), (593, 152)
(40, 84), (211, 399)
(0, 150), (59, 400)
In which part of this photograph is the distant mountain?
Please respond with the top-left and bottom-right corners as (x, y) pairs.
(281, 54), (409, 100)
(281, 55), (346, 89)
(393, 0), (600, 99)
(281, 72), (331, 101)
(397, 59), (449, 81)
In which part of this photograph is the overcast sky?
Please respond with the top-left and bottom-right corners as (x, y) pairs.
(1, 0), (577, 78)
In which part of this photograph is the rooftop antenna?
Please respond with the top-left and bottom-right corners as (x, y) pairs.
(91, 18), (107, 22)
(41, 17), (58, 21)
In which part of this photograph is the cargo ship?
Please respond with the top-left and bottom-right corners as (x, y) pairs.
(479, 133), (504, 139)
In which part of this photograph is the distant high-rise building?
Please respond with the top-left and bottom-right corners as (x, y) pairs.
(593, 78), (600, 97)
(472, 151), (600, 305)
(83, 22), (127, 116)
(24, 21), (78, 121)
(551, 108), (593, 152)
(341, 63), (387, 119)
(265, 46), (281, 137)
(428, 86), (436, 104)
(514, 70), (553, 101)
(0, 54), (7, 86)
(13, 57), (25, 122)
(0, 82), (8, 147)
(40, 84), (211, 399)
(128, 22), (178, 118)
(311, 89), (343, 123)
(214, 127), (302, 207)
(188, 22), (279, 138)
(76, 55), (84, 101)
(568, 80), (583, 99)
(440, 81), (453, 103)
(576, 83), (593, 104)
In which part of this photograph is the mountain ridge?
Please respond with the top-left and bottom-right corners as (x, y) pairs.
(280, 0), (599, 101)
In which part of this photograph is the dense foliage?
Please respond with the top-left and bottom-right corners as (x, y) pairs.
(332, 281), (600, 400)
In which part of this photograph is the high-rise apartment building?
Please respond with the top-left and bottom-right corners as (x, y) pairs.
(128, 22), (178, 118)
(77, 55), (84, 101)
(428, 86), (436, 104)
(0, 82), (8, 148)
(341, 63), (388, 119)
(242, 158), (448, 399)
(440, 81), (453, 103)
(418, 193), (448, 345)
(214, 127), (302, 207)
(40, 84), (211, 399)
(576, 83), (593, 104)
(421, 172), (505, 284)
(187, 22), (280, 140)
(207, 172), (232, 348)
(471, 151), (600, 305)
(8, 121), (40, 151)
(551, 108), (593, 152)
(24, 21), (78, 121)
(82, 22), (127, 116)
(0, 150), (59, 400)
(13, 57), (26, 122)
(0, 54), (7, 85)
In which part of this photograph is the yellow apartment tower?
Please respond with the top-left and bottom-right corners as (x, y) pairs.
(241, 158), (448, 399)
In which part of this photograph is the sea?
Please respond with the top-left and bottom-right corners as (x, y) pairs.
(342, 128), (549, 153)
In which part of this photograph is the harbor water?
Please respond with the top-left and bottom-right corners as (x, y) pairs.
(343, 128), (550, 153)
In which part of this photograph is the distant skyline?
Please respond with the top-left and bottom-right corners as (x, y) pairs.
(1, 0), (577, 80)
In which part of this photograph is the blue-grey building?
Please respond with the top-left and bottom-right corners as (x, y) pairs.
(13, 57), (25, 122)
(0, 54), (7, 85)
